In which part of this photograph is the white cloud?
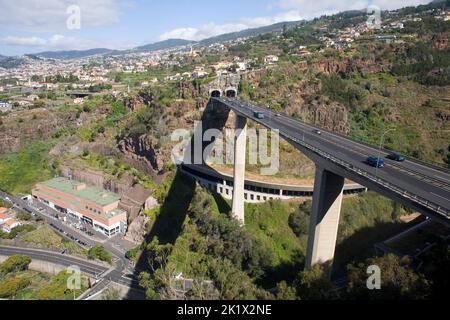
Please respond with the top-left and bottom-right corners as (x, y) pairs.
(0, 34), (132, 52)
(159, 0), (430, 41)
(0, 0), (130, 32)
(159, 11), (304, 41)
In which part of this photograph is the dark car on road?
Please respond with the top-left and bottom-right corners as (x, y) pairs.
(387, 153), (405, 162)
(367, 156), (385, 168)
(254, 111), (265, 119)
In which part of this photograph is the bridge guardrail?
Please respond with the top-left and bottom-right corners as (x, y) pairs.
(281, 132), (449, 219)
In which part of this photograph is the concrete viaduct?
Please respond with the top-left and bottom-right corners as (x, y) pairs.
(198, 89), (450, 274)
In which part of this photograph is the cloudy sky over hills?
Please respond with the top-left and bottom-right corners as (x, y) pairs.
(0, 0), (431, 55)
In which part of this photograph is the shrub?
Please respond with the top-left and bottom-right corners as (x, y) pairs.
(0, 276), (31, 298)
(88, 245), (112, 263)
(0, 255), (31, 275)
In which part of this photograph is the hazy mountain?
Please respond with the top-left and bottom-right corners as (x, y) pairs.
(135, 39), (195, 52)
(34, 48), (113, 60)
(198, 20), (303, 46)
(0, 56), (26, 69)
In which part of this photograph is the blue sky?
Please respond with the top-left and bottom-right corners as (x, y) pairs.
(0, 0), (430, 56)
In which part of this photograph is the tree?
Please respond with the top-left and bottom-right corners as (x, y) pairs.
(293, 265), (338, 300)
(88, 245), (112, 263)
(346, 254), (431, 300)
(288, 208), (309, 237)
(0, 255), (31, 275)
(101, 286), (122, 300)
(0, 276), (31, 299)
(276, 281), (298, 300)
(32, 100), (45, 109)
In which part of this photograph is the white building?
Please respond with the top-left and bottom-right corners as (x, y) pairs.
(2, 219), (21, 233)
(264, 55), (279, 64)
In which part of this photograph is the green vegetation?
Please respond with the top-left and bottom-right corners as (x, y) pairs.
(346, 254), (430, 299)
(21, 224), (87, 256)
(139, 173), (418, 299)
(0, 274), (32, 299)
(0, 198), (12, 208)
(0, 224), (35, 240)
(38, 271), (88, 300)
(16, 211), (32, 221)
(392, 43), (450, 86)
(0, 255), (31, 276)
(88, 245), (112, 263)
(80, 152), (156, 190)
(0, 255), (88, 300)
(0, 140), (57, 194)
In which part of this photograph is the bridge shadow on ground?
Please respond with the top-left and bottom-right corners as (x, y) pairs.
(124, 170), (196, 299)
(124, 99), (246, 299)
(256, 249), (306, 289)
(332, 217), (424, 277)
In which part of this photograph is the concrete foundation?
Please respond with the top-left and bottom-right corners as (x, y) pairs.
(231, 115), (248, 224)
(305, 167), (345, 275)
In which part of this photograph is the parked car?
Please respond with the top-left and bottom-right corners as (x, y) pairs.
(367, 156), (385, 168)
(387, 153), (406, 162)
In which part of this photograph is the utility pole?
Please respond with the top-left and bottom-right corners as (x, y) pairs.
(376, 128), (396, 177)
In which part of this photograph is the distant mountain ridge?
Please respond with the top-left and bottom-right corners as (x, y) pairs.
(22, 20), (304, 60)
(32, 48), (113, 59)
(134, 38), (195, 52)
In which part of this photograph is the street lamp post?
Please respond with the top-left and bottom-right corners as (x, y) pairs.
(376, 128), (396, 177)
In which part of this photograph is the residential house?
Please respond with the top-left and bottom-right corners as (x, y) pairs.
(264, 55), (279, 65)
(2, 218), (21, 233)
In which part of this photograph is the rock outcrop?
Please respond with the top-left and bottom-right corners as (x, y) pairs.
(124, 214), (150, 244)
(118, 134), (165, 175)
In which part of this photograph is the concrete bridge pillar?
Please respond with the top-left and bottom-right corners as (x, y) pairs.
(305, 167), (345, 275)
(232, 114), (248, 224)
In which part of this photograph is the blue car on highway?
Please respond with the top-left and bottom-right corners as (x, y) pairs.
(387, 153), (406, 162)
(367, 156), (385, 168)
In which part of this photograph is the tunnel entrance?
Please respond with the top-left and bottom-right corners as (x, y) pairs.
(225, 89), (237, 98)
(210, 90), (221, 98)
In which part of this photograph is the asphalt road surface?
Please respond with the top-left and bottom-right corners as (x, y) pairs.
(0, 245), (107, 276)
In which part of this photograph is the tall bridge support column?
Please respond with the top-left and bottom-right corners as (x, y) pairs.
(305, 167), (345, 275)
(232, 115), (248, 224)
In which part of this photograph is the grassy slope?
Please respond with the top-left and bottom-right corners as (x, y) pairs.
(20, 224), (88, 257)
(0, 141), (56, 194)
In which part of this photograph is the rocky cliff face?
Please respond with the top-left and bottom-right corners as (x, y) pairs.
(313, 57), (391, 76)
(124, 214), (150, 244)
(118, 134), (165, 175)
